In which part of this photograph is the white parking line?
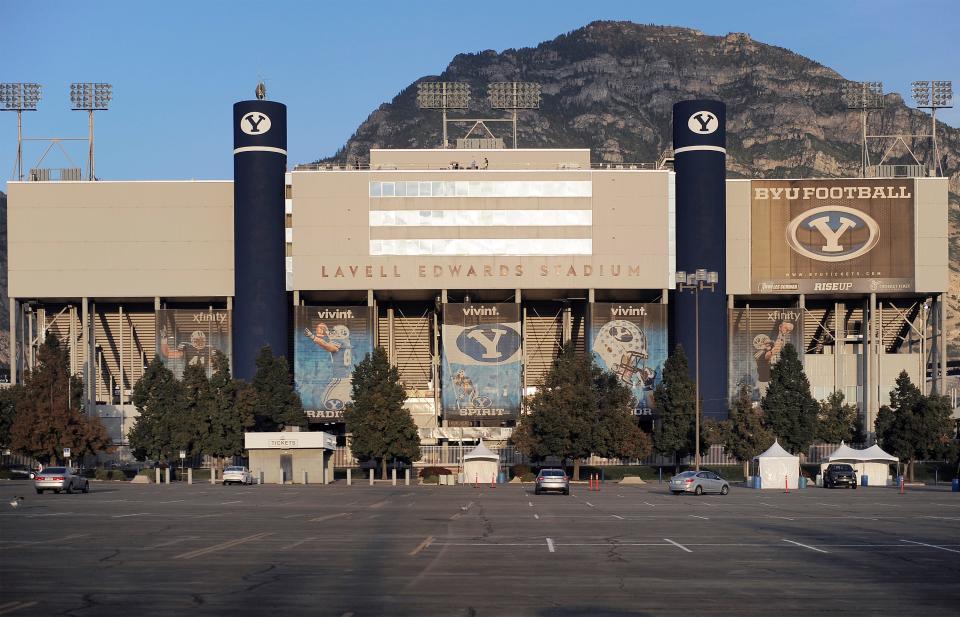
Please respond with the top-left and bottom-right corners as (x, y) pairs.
(173, 532), (274, 560)
(663, 538), (692, 553)
(112, 513), (150, 518)
(689, 515), (709, 520)
(759, 502), (776, 507)
(0, 601), (38, 615)
(144, 536), (196, 550)
(408, 536), (434, 556)
(643, 502), (656, 507)
(585, 502), (595, 508)
(783, 539), (828, 553)
(159, 499), (185, 504)
(309, 512), (350, 523)
(534, 514), (540, 520)
(546, 538), (556, 553)
(611, 514), (624, 520)
(767, 515), (795, 521)
(528, 501), (533, 507)
(921, 516), (960, 521)
(900, 539), (960, 554)
(220, 501), (242, 505)
(282, 537), (318, 550)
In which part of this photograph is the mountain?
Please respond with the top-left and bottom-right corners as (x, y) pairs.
(316, 20), (960, 360)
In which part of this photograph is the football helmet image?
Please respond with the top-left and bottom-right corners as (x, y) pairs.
(593, 320), (650, 387)
(321, 377), (352, 411)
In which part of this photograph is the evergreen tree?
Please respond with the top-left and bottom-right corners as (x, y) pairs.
(652, 345), (706, 472)
(179, 362), (211, 456)
(0, 384), (22, 450)
(343, 347), (420, 479)
(129, 356), (185, 462)
(198, 352), (254, 471)
(816, 391), (858, 444)
(10, 334), (111, 464)
(760, 343), (818, 455)
(250, 346), (305, 431)
(721, 383), (775, 477)
(591, 371), (652, 462)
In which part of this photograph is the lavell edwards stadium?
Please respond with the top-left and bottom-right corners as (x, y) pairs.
(5, 97), (949, 468)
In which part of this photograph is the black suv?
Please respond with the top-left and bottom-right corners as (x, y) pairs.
(824, 463), (857, 489)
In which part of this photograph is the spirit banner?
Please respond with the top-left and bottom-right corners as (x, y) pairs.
(441, 303), (521, 419)
(590, 303), (668, 417)
(295, 306), (373, 422)
(729, 308), (804, 401)
(156, 309), (231, 379)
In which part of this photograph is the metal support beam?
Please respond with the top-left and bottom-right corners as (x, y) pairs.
(939, 293), (947, 396)
(8, 298), (16, 385)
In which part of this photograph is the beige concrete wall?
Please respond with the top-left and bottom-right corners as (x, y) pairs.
(8, 181), (233, 298)
(726, 180), (751, 295)
(291, 169), (672, 291)
(248, 449), (329, 484)
(370, 148), (591, 170)
(914, 177), (949, 293)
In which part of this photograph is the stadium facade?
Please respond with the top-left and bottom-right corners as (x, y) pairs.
(5, 98), (950, 458)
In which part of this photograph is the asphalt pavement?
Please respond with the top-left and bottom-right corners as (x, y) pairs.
(0, 478), (958, 616)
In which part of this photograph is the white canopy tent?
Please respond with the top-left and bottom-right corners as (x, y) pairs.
(820, 442), (898, 486)
(463, 440), (500, 485)
(753, 439), (800, 489)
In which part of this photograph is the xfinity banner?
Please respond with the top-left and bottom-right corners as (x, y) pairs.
(156, 309), (231, 379)
(751, 179), (914, 294)
(590, 304), (667, 417)
(729, 308), (804, 401)
(295, 306), (373, 422)
(441, 303), (521, 419)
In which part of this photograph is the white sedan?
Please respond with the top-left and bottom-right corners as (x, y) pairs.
(222, 466), (253, 485)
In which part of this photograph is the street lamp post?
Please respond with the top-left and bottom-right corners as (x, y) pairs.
(675, 268), (719, 470)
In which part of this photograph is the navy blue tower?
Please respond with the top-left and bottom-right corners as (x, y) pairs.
(672, 100), (728, 418)
(233, 98), (288, 380)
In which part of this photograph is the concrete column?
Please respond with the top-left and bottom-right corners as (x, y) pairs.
(938, 293), (947, 395)
(187, 468), (193, 484)
(369, 469), (374, 486)
(211, 468), (217, 485)
(164, 468), (171, 484)
(293, 290), (300, 306)
(8, 298), (16, 385)
(405, 468), (410, 486)
(834, 302), (842, 395)
(347, 468), (352, 486)
(391, 468), (397, 486)
(327, 451), (335, 484)
(155, 467), (161, 484)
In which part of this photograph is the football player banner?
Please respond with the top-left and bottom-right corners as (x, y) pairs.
(589, 303), (667, 417)
(156, 309), (232, 379)
(441, 303), (522, 420)
(728, 308), (804, 401)
(295, 306), (373, 422)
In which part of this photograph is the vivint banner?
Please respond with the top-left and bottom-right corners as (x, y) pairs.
(751, 179), (914, 294)
(441, 303), (522, 420)
(156, 309), (231, 379)
(589, 303), (667, 417)
(294, 306), (374, 422)
(728, 308), (804, 401)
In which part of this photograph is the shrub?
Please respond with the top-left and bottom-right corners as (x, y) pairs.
(418, 466), (452, 478)
(109, 469), (126, 481)
(423, 475), (439, 485)
(510, 464), (531, 479)
(95, 468), (111, 481)
(136, 469), (154, 482)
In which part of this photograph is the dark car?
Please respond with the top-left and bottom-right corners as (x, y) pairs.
(824, 463), (857, 489)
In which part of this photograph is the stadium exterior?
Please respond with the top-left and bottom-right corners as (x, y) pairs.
(5, 100), (950, 461)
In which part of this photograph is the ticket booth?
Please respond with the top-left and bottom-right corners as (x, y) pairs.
(244, 431), (336, 484)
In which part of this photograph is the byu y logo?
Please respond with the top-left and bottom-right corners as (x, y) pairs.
(687, 111), (718, 134)
(786, 206), (880, 262)
(455, 324), (521, 363)
(240, 111), (272, 135)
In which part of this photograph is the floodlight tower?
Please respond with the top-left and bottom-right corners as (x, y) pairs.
(841, 81), (883, 177)
(416, 82), (471, 148)
(488, 82), (541, 148)
(0, 83), (42, 181)
(911, 80), (953, 177)
(70, 82), (112, 180)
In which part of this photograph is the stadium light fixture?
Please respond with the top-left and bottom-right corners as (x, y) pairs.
(911, 80), (952, 177)
(416, 82), (471, 147)
(70, 82), (112, 180)
(841, 81), (883, 178)
(1, 82), (42, 181)
(488, 82), (541, 148)
(675, 268), (719, 471)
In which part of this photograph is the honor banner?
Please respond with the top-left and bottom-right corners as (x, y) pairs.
(441, 303), (521, 419)
(590, 304), (668, 417)
(729, 308), (804, 401)
(295, 306), (373, 422)
(156, 309), (231, 379)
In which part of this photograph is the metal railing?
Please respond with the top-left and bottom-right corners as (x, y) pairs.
(866, 164), (927, 178)
(292, 161), (658, 172)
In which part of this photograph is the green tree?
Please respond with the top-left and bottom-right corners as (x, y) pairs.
(652, 345), (706, 472)
(130, 356), (185, 462)
(877, 371), (956, 481)
(816, 391), (858, 444)
(198, 352), (254, 472)
(0, 384), (22, 450)
(10, 334), (111, 464)
(343, 347), (420, 479)
(720, 383), (775, 478)
(250, 346), (306, 431)
(179, 362), (211, 456)
(590, 370), (652, 463)
(760, 343), (818, 455)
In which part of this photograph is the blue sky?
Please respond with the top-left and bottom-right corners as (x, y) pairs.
(2, 0), (957, 186)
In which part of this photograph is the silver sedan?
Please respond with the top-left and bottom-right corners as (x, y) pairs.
(669, 470), (730, 495)
(34, 467), (89, 494)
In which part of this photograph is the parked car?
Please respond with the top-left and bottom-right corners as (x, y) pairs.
(222, 466), (253, 486)
(34, 467), (89, 494)
(669, 470), (730, 495)
(824, 463), (858, 489)
(534, 469), (569, 495)
(3, 464), (35, 479)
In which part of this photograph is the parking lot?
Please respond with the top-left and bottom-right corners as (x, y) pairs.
(1, 478), (958, 616)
